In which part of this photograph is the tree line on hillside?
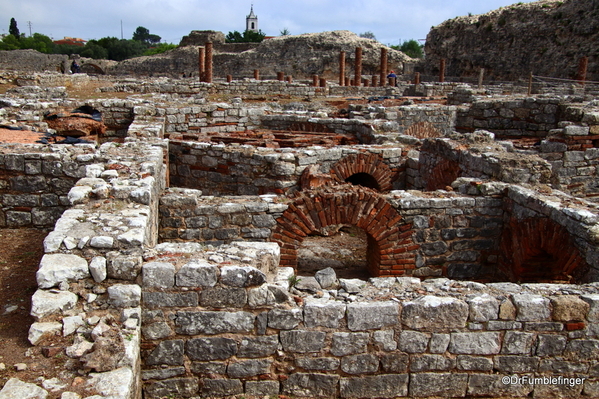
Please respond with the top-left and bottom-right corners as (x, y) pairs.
(0, 18), (177, 61)
(1, 18), (423, 61)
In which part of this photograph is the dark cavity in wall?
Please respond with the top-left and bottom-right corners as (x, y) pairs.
(345, 172), (381, 191)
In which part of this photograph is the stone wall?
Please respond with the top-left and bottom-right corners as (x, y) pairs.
(168, 142), (406, 195)
(139, 258), (599, 398)
(424, 0), (599, 81)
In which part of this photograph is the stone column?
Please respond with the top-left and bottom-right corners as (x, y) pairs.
(371, 75), (378, 87)
(313, 75), (319, 87)
(414, 72), (420, 85)
(354, 47), (362, 86)
(319, 78), (327, 87)
(226, 75), (232, 83)
(277, 72), (285, 81)
(339, 51), (346, 86)
(380, 48), (388, 87)
(204, 42), (213, 83)
(286, 75), (293, 83)
(345, 77), (350, 86)
(478, 68), (485, 89)
(578, 56), (588, 85)
(364, 79), (369, 87)
(254, 69), (260, 80)
(198, 47), (205, 82)
(439, 58), (446, 83)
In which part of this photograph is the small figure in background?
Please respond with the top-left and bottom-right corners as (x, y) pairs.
(71, 59), (81, 74)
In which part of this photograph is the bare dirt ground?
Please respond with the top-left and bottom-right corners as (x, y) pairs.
(296, 225), (370, 280)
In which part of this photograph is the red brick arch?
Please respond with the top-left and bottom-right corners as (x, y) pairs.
(271, 186), (417, 277)
(498, 217), (588, 283)
(404, 121), (442, 139)
(330, 153), (395, 192)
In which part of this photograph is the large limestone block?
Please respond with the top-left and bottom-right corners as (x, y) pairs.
(30, 290), (78, 320)
(340, 374), (409, 398)
(449, 332), (501, 355)
(512, 294), (550, 321)
(550, 295), (589, 321)
(347, 301), (399, 331)
(36, 254), (89, 289)
(0, 378), (48, 399)
(402, 295), (468, 330)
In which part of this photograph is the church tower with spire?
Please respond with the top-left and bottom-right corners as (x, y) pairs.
(246, 5), (258, 32)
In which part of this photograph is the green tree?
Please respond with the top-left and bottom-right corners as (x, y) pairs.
(395, 39), (424, 59)
(359, 31), (377, 40)
(132, 26), (161, 45)
(9, 18), (20, 38)
(0, 34), (21, 51)
(19, 33), (54, 53)
(79, 41), (109, 59)
(225, 29), (265, 43)
(280, 28), (290, 36)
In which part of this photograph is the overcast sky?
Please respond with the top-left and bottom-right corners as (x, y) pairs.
(2, 0), (535, 46)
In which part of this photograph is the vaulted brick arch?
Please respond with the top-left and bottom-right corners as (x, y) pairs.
(271, 186), (417, 277)
(330, 153), (395, 192)
(498, 217), (588, 283)
(405, 121), (442, 139)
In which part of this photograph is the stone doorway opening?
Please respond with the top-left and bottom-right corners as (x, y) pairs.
(296, 225), (370, 280)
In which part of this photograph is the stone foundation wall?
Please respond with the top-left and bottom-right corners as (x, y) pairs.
(168, 142), (406, 195)
(139, 260), (599, 398)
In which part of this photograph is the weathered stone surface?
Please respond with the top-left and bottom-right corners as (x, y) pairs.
(220, 265), (266, 287)
(141, 367), (186, 381)
(296, 357), (340, 371)
(186, 337), (237, 361)
(564, 339), (599, 361)
(28, 322), (62, 345)
(467, 374), (533, 397)
(340, 354), (379, 374)
(347, 301), (399, 331)
(31, 290), (78, 320)
(314, 267), (338, 289)
(87, 367), (135, 399)
(282, 373), (339, 398)
(512, 294), (551, 321)
(145, 377), (199, 399)
(429, 333), (450, 354)
(498, 298), (517, 320)
(200, 287), (247, 308)
(176, 260), (218, 287)
(245, 381), (279, 396)
(399, 330), (429, 353)
(201, 379), (243, 397)
(304, 300), (346, 328)
(410, 354), (456, 372)
(107, 284), (141, 308)
(456, 355), (493, 371)
(331, 332), (369, 356)
(340, 374), (409, 398)
(380, 353), (409, 373)
(142, 262), (175, 289)
(238, 335), (278, 358)
(36, 254), (89, 289)
(550, 295), (589, 321)
(373, 330), (397, 351)
(0, 378), (48, 399)
(532, 382), (584, 399)
(62, 315), (84, 336)
(227, 359), (272, 378)
(146, 340), (184, 366)
(536, 334), (567, 357)
(280, 330), (326, 353)
(175, 311), (255, 335)
(190, 362), (227, 375)
(467, 293), (499, 322)
(449, 332), (501, 355)
(409, 372), (468, 398)
(107, 255), (142, 281)
(494, 355), (539, 373)
(295, 276), (321, 293)
(89, 256), (107, 283)
(582, 294), (599, 322)
(340, 278), (367, 294)
(268, 308), (302, 330)
(402, 295), (468, 330)
(143, 292), (198, 308)
(501, 331), (535, 355)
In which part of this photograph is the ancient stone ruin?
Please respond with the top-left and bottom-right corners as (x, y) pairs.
(0, 30), (599, 399)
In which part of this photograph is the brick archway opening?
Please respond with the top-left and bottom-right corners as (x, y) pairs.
(498, 217), (588, 283)
(271, 186), (416, 277)
(345, 172), (381, 191)
(330, 153), (395, 192)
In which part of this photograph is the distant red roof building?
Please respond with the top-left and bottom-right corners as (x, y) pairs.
(53, 37), (87, 47)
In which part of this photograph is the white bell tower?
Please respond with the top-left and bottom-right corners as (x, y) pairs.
(246, 5), (258, 32)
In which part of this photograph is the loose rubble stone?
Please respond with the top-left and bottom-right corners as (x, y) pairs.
(31, 290), (78, 320)
(36, 254), (89, 289)
(89, 256), (107, 283)
(28, 322), (62, 345)
(0, 378), (48, 399)
(314, 267), (338, 288)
